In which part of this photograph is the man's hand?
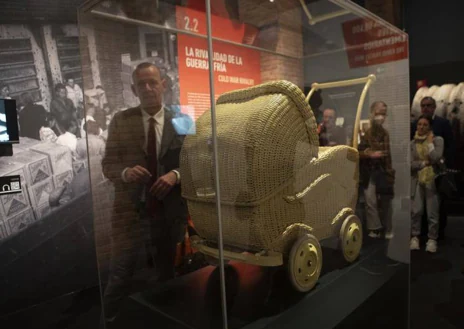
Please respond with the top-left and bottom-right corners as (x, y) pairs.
(370, 150), (385, 159)
(149, 171), (177, 200)
(125, 165), (151, 183)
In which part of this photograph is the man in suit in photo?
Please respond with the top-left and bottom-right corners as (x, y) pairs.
(102, 62), (188, 323)
(411, 96), (455, 240)
(50, 83), (80, 137)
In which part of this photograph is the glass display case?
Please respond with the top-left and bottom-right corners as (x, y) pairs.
(78, 0), (410, 328)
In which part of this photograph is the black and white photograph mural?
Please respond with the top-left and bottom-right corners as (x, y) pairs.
(0, 24), (93, 241)
(0, 22), (179, 236)
(0, 13), (181, 316)
(0, 23), (99, 315)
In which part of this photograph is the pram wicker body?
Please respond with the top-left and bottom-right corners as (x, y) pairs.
(180, 80), (362, 292)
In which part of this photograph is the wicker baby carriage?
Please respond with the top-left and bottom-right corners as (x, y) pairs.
(180, 79), (372, 292)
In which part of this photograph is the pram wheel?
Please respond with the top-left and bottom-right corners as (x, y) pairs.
(288, 234), (322, 292)
(339, 214), (363, 263)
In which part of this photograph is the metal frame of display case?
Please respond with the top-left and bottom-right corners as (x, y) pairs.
(299, 0), (351, 25)
(306, 74), (377, 148)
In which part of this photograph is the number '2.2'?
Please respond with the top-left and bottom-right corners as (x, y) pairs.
(184, 16), (199, 33)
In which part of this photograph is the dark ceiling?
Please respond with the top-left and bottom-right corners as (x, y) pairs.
(0, 0), (286, 24)
(0, 0), (86, 23)
(0, 0), (364, 24)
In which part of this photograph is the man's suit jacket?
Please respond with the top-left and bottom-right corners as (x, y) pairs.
(50, 97), (76, 122)
(102, 106), (188, 248)
(411, 116), (455, 168)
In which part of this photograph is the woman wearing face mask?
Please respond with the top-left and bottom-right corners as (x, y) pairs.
(359, 101), (395, 239)
(410, 115), (444, 253)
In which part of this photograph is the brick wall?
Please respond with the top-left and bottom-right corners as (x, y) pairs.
(239, 0), (304, 89)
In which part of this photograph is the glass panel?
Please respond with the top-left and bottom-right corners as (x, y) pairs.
(78, 1), (227, 328)
(79, 0), (410, 328)
(194, 0), (410, 328)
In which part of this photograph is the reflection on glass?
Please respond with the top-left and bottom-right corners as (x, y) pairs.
(101, 62), (189, 324)
(318, 108), (348, 146)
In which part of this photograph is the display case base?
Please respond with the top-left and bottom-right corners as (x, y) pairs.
(129, 238), (407, 329)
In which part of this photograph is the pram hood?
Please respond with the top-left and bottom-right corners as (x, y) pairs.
(180, 80), (319, 205)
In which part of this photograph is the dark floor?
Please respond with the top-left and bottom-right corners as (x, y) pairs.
(1, 217), (463, 329)
(337, 216), (464, 329)
(131, 239), (406, 329)
(410, 216), (464, 329)
(0, 192), (98, 316)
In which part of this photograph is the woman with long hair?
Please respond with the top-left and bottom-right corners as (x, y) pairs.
(359, 101), (395, 239)
(410, 115), (444, 253)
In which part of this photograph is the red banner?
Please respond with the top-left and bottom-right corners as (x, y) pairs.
(342, 18), (408, 68)
(176, 7), (261, 120)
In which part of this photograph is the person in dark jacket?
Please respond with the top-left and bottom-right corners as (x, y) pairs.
(359, 101), (395, 239)
(101, 63), (187, 324)
(50, 83), (80, 137)
(18, 92), (48, 140)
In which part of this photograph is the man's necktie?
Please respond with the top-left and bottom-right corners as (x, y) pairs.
(146, 117), (158, 215)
